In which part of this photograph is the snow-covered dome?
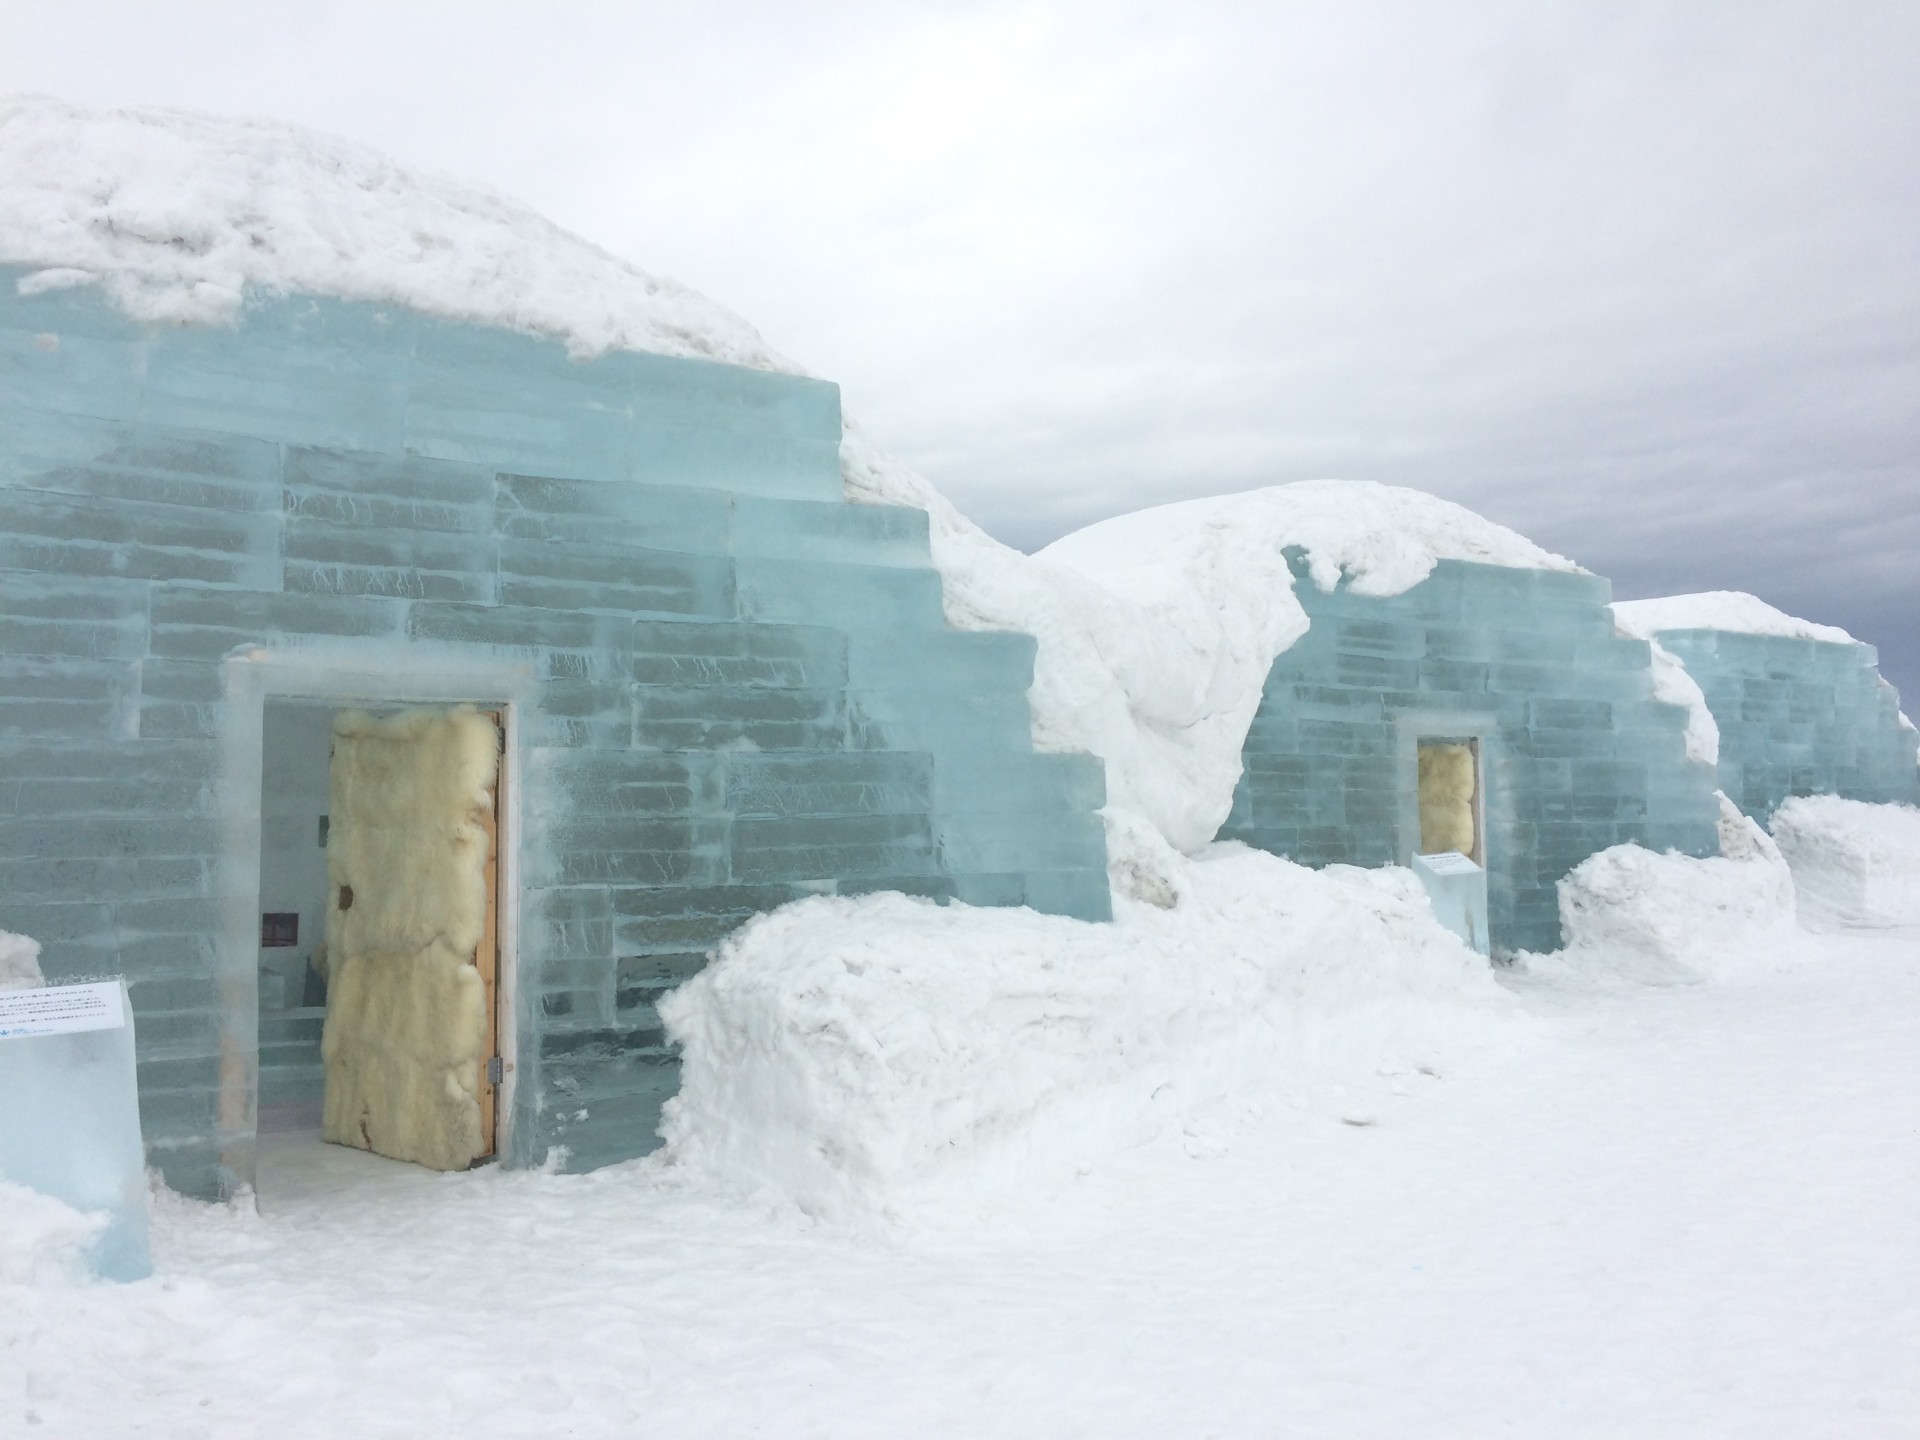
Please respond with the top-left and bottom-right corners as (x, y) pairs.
(1041, 479), (1581, 599)
(0, 93), (790, 369)
(1611, 591), (1855, 646)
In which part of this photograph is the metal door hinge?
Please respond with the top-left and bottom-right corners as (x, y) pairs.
(486, 1056), (504, 1085)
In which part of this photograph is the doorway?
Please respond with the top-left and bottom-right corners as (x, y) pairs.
(1416, 737), (1482, 864)
(255, 700), (505, 1178)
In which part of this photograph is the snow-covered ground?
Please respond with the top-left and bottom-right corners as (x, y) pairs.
(9, 841), (1920, 1437)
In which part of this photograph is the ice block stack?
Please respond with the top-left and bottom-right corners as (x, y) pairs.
(0, 272), (1110, 1192)
(1653, 630), (1919, 822)
(1221, 551), (1721, 954)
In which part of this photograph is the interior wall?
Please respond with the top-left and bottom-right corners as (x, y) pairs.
(256, 700), (335, 1132)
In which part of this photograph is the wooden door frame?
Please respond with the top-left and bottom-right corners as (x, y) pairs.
(218, 646), (532, 1197)
(475, 709), (504, 1159)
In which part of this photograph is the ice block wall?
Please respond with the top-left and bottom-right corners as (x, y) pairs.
(1651, 631), (1920, 822)
(0, 270), (1110, 1195)
(1220, 551), (1721, 953)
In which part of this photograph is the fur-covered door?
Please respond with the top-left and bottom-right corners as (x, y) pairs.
(321, 707), (499, 1171)
(1417, 740), (1480, 861)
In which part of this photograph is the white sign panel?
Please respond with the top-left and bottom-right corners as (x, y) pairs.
(1416, 850), (1483, 877)
(0, 981), (126, 1039)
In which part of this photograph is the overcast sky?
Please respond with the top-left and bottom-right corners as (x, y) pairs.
(5, 1), (1916, 696)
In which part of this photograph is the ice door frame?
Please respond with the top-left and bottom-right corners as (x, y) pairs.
(216, 644), (533, 1196)
(1393, 711), (1494, 868)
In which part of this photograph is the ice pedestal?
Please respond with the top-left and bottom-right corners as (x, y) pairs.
(0, 981), (152, 1281)
(1412, 851), (1490, 957)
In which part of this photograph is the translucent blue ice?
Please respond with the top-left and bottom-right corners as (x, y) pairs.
(1223, 550), (1721, 954)
(0, 982), (151, 1281)
(0, 270), (1110, 1194)
(1653, 630), (1920, 821)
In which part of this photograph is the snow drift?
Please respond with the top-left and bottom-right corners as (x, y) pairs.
(1769, 797), (1920, 928)
(0, 929), (44, 989)
(1612, 591), (1855, 646)
(1642, 638), (1720, 767)
(658, 844), (1515, 1226)
(854, 428), (1586, 854)
(0, 94), (790, 368)
(0, 1180), (103, 1287)
(1525, 797), (1798, 985)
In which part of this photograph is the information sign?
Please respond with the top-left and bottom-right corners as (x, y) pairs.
(0, 981), (126, 1039)
(1415, 850), (1482, 877)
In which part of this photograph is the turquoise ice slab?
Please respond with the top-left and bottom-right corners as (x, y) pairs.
(1411, 852), (1490, 957)
(0, 270), (1112, 1192)
(1224, 558), (1720, 953)
(1656, 630), (1919, 820)
(0, 981), (152, 1281)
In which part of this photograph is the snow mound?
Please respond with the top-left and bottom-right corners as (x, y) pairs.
(1042, 480), (1582, 597)
(852, 457), (1591, 856)
(657, 843), (1514, 1227)
(1644, 637), (1720, 767)
(1033, 480), (1577, 851)
(1612, 592), (1855, 646)
(0, 1180), (104, 1287)
(1525, 799), (1797, 985)
(0, 928), (44, 989)
(1770, 797), (1920, 928)
(0, 94), (791, 368)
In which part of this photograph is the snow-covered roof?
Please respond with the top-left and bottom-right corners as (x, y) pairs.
(1040, 480), (1582, 598)
(0, 95), (1639, 865)
(0, 94), (790, 369)
(949, 480), (1577, 853)
(1611, 592), (1855, 646)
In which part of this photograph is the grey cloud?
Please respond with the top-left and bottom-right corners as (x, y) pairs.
(3, 1), (1913, 696)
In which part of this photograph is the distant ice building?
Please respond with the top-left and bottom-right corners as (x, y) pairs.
(1044, 485), (1726, 955)
(0, 99), (1107, 1198)
(1613, 593), (1920, 821)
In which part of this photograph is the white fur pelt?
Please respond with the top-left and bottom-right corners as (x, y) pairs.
(1418, 743), (1477, 857)
(322, 707), (498, 1172)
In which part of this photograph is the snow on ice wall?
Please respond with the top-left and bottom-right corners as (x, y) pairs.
(0, 270), (1109, 1196)
(1220, 552), (1722, 953)
(1644, 631), (1919, 822)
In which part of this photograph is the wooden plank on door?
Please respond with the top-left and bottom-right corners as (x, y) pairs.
(476, 711), (502, 1158)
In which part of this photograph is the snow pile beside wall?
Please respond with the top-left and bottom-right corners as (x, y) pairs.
(1612, 591), (1855, 645)
(658, 843), (1513, 1227)
(0, 930), (43, 989)
(1529, 800), (1798, 984)
(1770, 797), (1920, 927)
(1644, 638), (1720, 767)
(0, 95), (788, 368)
(0, 1180), (103, 1286)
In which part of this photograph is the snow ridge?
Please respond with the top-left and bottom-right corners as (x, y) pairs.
(1612, 591), (1855, 646)
(0, 94), (791, 368)
(658, 843), (1512, 1226)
